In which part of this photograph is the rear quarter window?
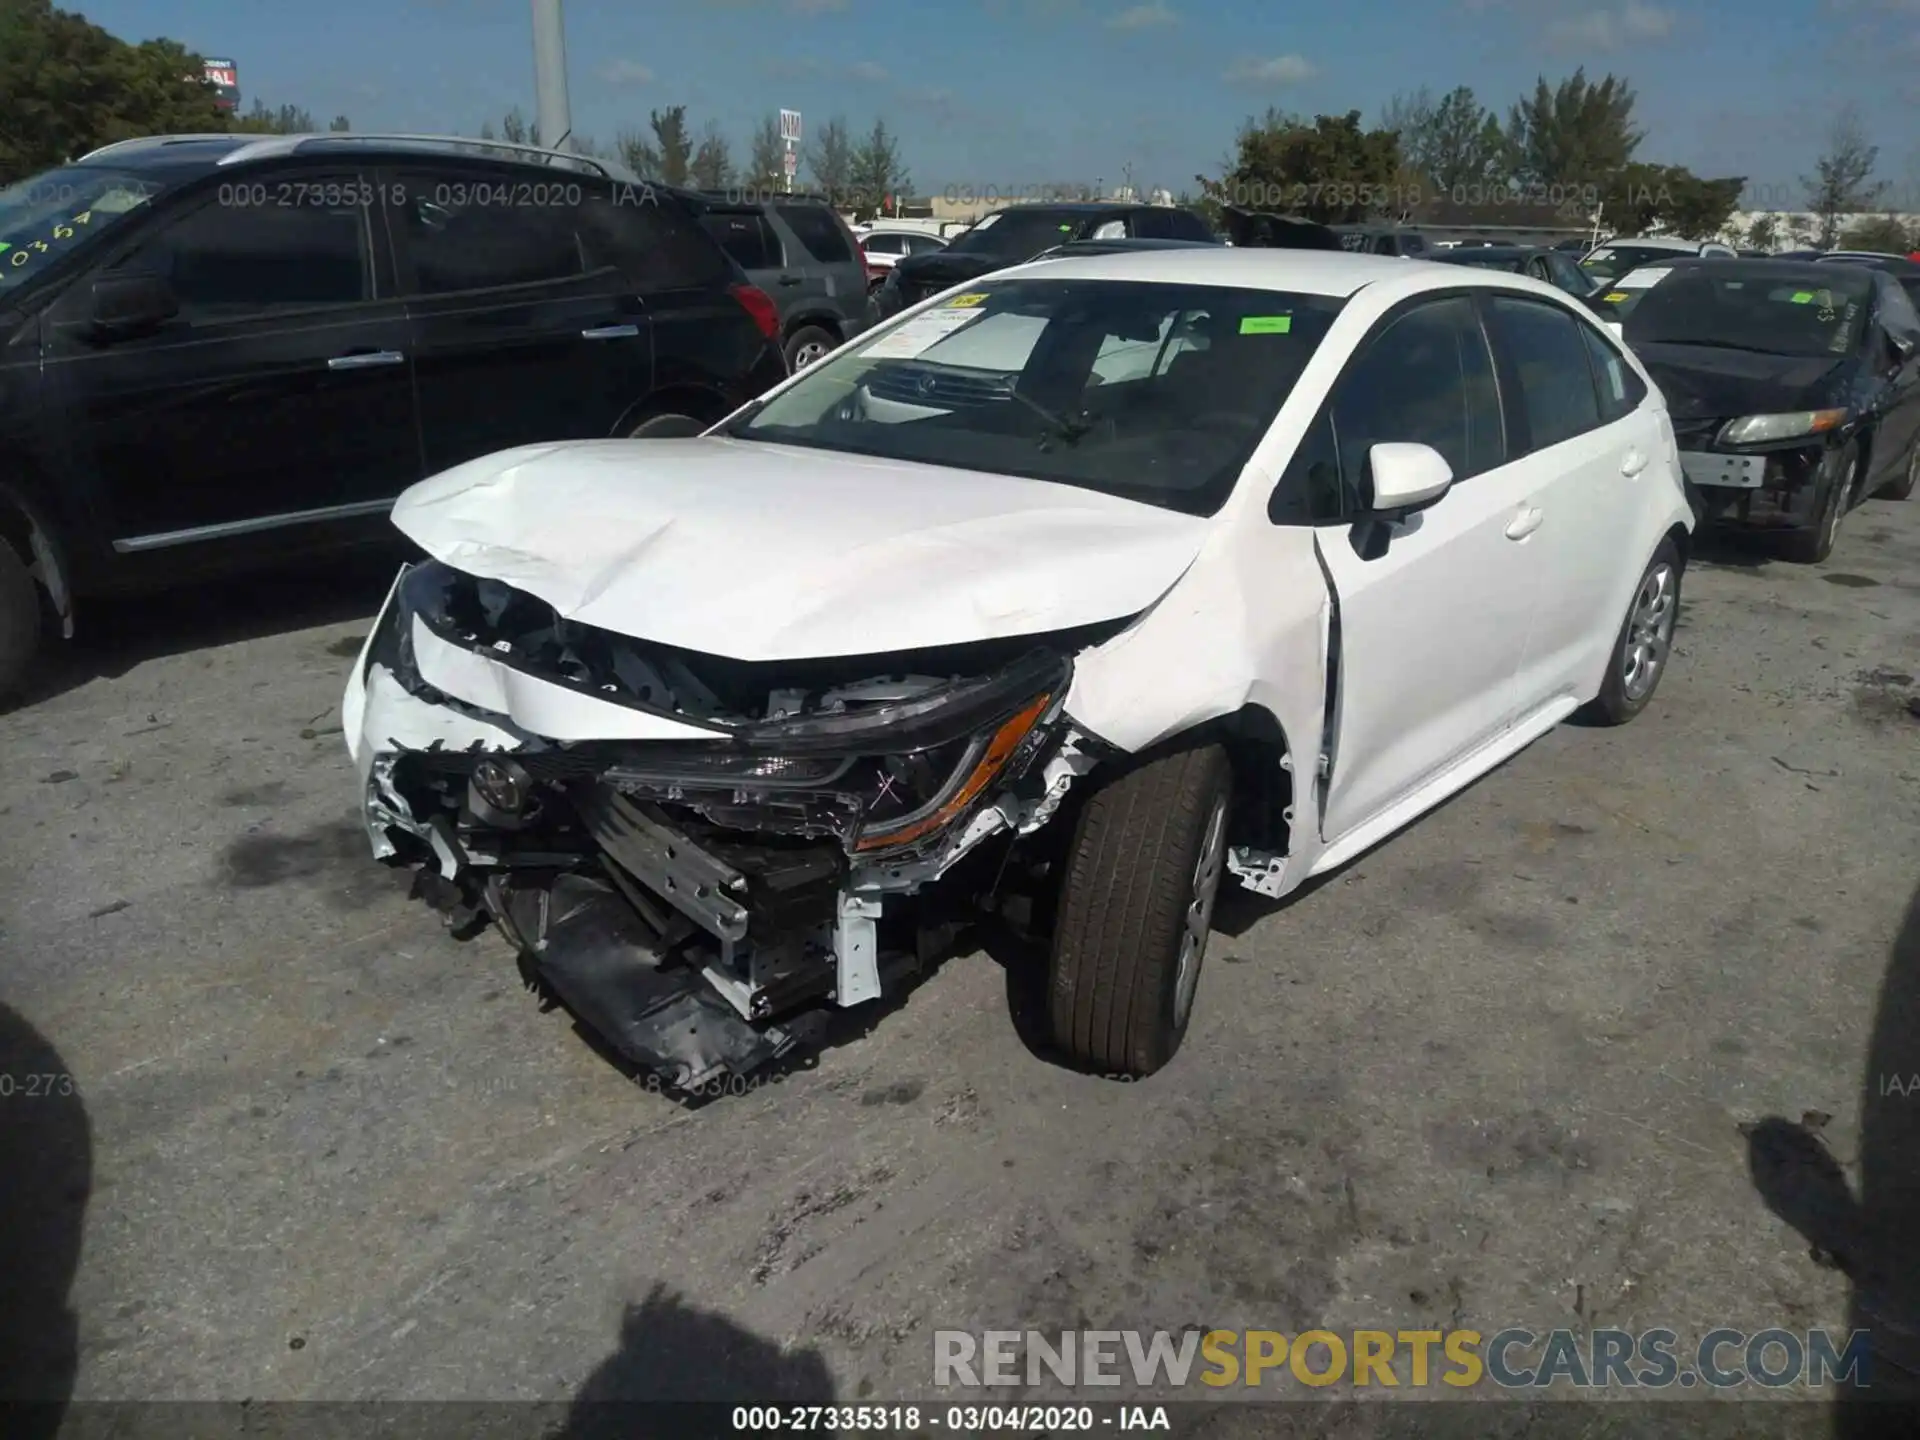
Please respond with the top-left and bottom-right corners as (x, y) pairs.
(775, 203), (854, 265)
(578, 189), (733, 290)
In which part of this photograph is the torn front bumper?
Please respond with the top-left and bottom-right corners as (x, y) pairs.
(341, 564), (1097, 1088)
(1679, 444), (1826, 532)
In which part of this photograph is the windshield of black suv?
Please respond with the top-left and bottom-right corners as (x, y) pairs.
(725, 277), (1346, 516)
(943, 209), (1090, 260)
(1623, 268), (1874, 357)
(0, 165), (167, 290)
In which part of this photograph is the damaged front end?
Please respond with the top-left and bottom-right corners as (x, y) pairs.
(346, 561), (1110, 1089)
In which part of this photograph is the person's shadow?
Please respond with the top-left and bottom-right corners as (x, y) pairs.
(0, 1002), (92, 1440)
(553, 1283), (835, 1440)
(1746, 877), (1920, 1432)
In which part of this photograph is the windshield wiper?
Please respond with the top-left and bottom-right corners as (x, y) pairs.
(1006, 387), (1095, 446)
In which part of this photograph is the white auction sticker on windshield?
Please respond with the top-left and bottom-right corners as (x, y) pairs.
(862, 306), (988, 359)
(1614, 267), (1670, 289)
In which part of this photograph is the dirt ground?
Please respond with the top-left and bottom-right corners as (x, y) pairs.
(1, 495), (1916, 1432)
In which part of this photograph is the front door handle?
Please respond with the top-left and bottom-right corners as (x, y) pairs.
(777, 274), (802, 286)
(1620, 448), (1649, 477)
(1505, 505), (1545, 540)
(327, 350), (405, 370)
(581, 324), (640, 340)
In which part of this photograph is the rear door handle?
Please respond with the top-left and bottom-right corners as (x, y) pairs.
(581, 324), (640, 340)
(777, 274), (802, 286)
(1621, 448), (1649, 476)
(327, 350), (405, 370)
(1505, 505), (1545, 540)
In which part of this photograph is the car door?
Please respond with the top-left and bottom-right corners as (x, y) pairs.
(771, 202), (865, 331)
(1863, 277), (1920, 489)
(1483, 293), (1661, 713)
(1302, 294), (1545, 845)
(41, 168), (419, 550)
(699, 206), (790, 319)
(390, 163), (654, 472)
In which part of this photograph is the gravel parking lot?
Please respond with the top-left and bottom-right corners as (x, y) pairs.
(2, 500), (1917, 1422)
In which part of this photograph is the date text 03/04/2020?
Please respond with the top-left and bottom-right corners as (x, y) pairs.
(731, 1406), (1170, 1431)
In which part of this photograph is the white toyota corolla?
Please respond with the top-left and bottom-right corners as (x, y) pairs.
(343, 248), (1694, 1088)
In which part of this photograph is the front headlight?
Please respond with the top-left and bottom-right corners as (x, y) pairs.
(1718, 410), (1848, 445)
(850, 691), (1055, 853)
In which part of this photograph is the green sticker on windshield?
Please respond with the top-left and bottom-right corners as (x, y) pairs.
(1240, 315), (1292, 334)
(1790, 291), (1815, 304)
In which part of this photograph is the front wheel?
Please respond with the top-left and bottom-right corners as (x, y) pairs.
(1046, 743), (1232, 1078)
(0, 541), (43, 706)
(1881, 439), (1918, 500)
(1581, 536), (1682, 726)
(1784, 444), (1856, 563)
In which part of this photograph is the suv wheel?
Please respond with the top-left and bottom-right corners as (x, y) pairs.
(1046, 743), (1232, 1079)
(0, 541), (44, 705)
(784, 325), (837, 371)
(1785, 443), (1856, 564)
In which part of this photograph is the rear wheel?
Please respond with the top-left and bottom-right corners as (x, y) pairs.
(0, 540), (43, 705)
(1046, 743), (1232, 1078)
(1581, 536), (1682, 726)
(784, 324), (836, 371)
(1784, 444), (1856, 563)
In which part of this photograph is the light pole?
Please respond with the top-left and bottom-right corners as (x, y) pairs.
(531, 0), (573, 153)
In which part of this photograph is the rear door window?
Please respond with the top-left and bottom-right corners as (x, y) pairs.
(1578, 321), (1647, 423)
(775, 203), (853, 264)
(1486, 295), (1605, 451)
(396, 174), (587, 295)
(701, 210), (780, 270)
(576, 187), (732, 290)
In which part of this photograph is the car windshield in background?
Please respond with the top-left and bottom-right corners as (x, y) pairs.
(0, 165), (167, 289)
(943, 209), (1086, 260)
(1580, 244), (1688, 282)
(1443, 252), (1525, 274)
(1589, 266), (1671, 322)
(728, 278), (1346, 516)
(1623, 270), (1873, 357)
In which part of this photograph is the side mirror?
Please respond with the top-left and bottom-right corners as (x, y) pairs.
(1368, 442), (1453, 516)
(88, 273), (178, 339)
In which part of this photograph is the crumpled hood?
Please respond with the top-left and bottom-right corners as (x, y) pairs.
(389, 438), (1210, 661)
(1633, 343), (1853, 420)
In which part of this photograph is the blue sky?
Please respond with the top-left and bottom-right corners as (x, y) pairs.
(78, 0), (1920, 208)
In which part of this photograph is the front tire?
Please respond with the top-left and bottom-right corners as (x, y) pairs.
(783, 324), (836, 371)
(0, 541), (43, 705)
(1881, 439), (1918, 500)
(1582, 536), (1682, 726)
(1784, 443), (1856, 563)
(1047, 743), (1232, 1078)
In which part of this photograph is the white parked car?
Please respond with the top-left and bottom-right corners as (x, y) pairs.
(855, 225), (948, 288)
(342, 250), (1695, 1088)
(1580, 236), (1737, 286)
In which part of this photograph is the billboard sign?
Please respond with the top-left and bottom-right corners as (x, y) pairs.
(779, 109), (802, 144)
(201, 58), (240, 111)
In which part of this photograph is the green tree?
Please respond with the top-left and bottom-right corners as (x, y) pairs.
(806, 116), (854, 198)
(689, 121), (733, 189)
(231, 99), (319, 135)
(745, 113), (784, 192)
(1382, 85), (1507, 197)
(1199, 109), (1401, 224)
(1745, 213), (1779, 251)
(1838, 214), (1913, 253)
(1608, 161), (1744, 240)
(847, 118), (910, 216)
(1504, 69), (1642, 191)
(1803, 108), (1886, 250)
(650, 106), (694, 186)
(498, 107), (538, 146)
(328, 115), (350, 133)
(0, 0), (227, 181)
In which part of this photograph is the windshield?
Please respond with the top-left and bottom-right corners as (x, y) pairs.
(944, 210), (1087, 260)
(0, 165), (167, 290)
(1623, 270), (1873, 357)
(1580, 244), (1690, 282)
(1443, 252), (1525, 273)
(1588, 265), (1673, 323)
(726, 278), (1346, 516)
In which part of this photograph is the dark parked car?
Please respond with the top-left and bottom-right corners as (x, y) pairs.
(1815, 250), (1920, 306)
(1428, 243), (1601, 299)
(0, 132), (787, 698)
(1618, 258), (1920, 561)
(1031, 237), (1220, 260)
(873, 201), (1215, 316)
(678, 188), (873, 369)
(1218, 207), (1344, 250)
(1328, 223), (1431, 257)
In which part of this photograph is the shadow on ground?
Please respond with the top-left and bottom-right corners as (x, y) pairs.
(1746, 876), (1920, 1431)
(0, 1002), (92, 1440)
(552, 1283), (834, 1439)
(16, 544), (411, 709)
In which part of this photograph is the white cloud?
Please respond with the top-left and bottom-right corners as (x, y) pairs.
(597, 59), (654, 86)
(1108, 3), (1177, 28)
(1224, 54), (1317, 85)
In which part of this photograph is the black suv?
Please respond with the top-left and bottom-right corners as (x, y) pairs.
(677, 189), (873, 370)
(875, 201), (1217, 317)
(0, 133), (787, 698)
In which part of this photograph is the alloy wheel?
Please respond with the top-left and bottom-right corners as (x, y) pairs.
(1172, 794), (1230, 1031)
(1621, 562), (1677, 702)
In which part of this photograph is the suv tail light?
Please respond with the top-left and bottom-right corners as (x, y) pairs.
(858, 242), (882, 282)
(731, 284), (779, 341)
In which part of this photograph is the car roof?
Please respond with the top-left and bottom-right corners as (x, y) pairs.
(1432, 245), (1543, 259)
(1818, 251), (1920, 270)
(76, 131), (633, 182)
(1633, 257), (1880, 284)
(992, 245), (1567, 299)
(1050, 237), (1219, 252)
(990, 201), (1155, 217)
